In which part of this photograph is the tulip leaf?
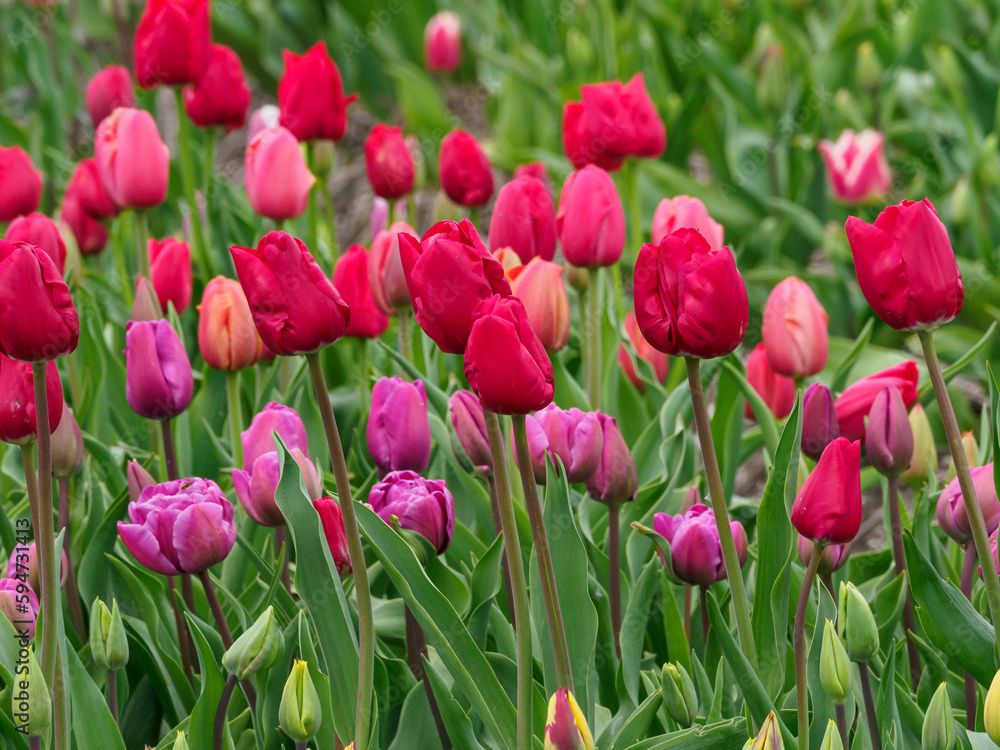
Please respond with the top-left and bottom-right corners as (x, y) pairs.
(621, 556), (662, 705)
(66, 642), (128, 750)
(185, 615), (233, 750)
(297, 615), (342, 750)
(720, 360), (779, 460)
(615, 716), (749, 749)
(830, 318), (875, 394)
(608, 690), (664, 750)
(918, 321), (996, 401)
(423, 657), (488, 750)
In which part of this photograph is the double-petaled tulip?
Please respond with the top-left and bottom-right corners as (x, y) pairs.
(124, 320), (194, 421)
(314, 498), (352, 574)
(846, 199), (963, 330)
(556, 165), (625, 268)
(231, 232), (350, 356)
(817, 129), (891, 204)
(937, 464), (1000, 543)
(369, 470), (455, 554)
(60, 196), (108, 256)
(369, 222), (416, 315)
(653, 504), (748, 587)
(544, 689), (595, 750)
(183, 44), (251, 132)
(761, 277), (829, 379)
(745, 344), (795, 420)
(791, 437), (862, 544)
(797, 535), (851, 575)
(127, 461), (155, 504)
(334, 245), (390, 339)
(424, 11), (462, 74)
(633, 229), (748, 359)
(242, 402), (310, 468)
(834, 360), (919, 442)
(508, 258), (570, 351)
(148, 237), (192, 315)
(0, 578), (39, 639)
(449, 390), (491, 471)
(134, 0), (210, 88)
(117, 478), (237, 575)
(586, 413), (637, 505)
(903, 403), (936, 482)
(95, 108), (170, 210)
(0, 146), (42, 223)
(488, 175), (557, 263)
(197, 277), (263, 370)
(364, 125), (414, 200)
(439, 130), (494, 207)
(618, 311), (668, 390)
(524, 404), (604, 484)
(6, 542), (68, 595)
(5, 213), (67, 274)
(50, 408), (84, 477)
(465, 295), (554, 414)
(86, 66), (135, 128)
(651, 196), (724, 249)
(367, 377), (431, 474)
(278, 41), (357, 142)
(244, 127), (316, 221)
(0, 240), (79, 361)
(865, 386), (914, 476)
(400, 220), (511, 354)
(233, 447), (321, 528)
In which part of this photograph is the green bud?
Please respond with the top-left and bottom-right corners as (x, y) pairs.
(819, 619), (852, 703)
(661, 662), (698, 727)
(984, 671), (1000, 745)
(310, 140), (336, 177)
(757, 43), (787, 116)
(566, 27), (595, 73)
(976, 134), (1000, 191)
(173, 731), (190, 750)
(838, 583), (879, 663)
(856, 42), (882, 91)
(279, 660), (322, 742)
(11, 648), (51, 737)
(819, 720), (844, 750)
(90, 597), (129, 671)
(222, 606), (284, 680)
(922, 682), (955, 750)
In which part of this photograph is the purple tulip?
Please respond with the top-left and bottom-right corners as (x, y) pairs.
(653, 504), (748, 587)
(127, 460), (155, 503)
(585, 413), (637, 505)
(797, 535), (851, 575)
(449, 389), (491, 471)
(802, 383), (839, 460)
(367, 377), (431, 474)
(521, 404), (603, 484)
(241, 402), (309, 471)
(125, 320), (194, 421)
(0, 578), (39, 639)
(117, 478), (237, 575)
(368, 470), (455, 554)
(937, 463), (1000, 543)
(233, 448), (322, 527)
(865, 386), (913, 476)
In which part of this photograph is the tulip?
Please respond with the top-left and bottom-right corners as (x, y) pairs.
(127, 461), (155, 504)
(66, 157), (118, 221)
(222, 606), (283, 680)
(173, 732), (190, 750)
(922, 682), (956, 750)
(488, 175), (557, 263)
(117, 478), (237, 575)
(494, 247), (523, 273)
(530, 404), (603, 484)
(817, 129), (891, 204)
(439, 130), (494, 207)
(314, 497), (352, 575)
(279, 661), (322, 741)
(563, 100), (624, 172)
(508, 258), (570, 351)
(745, 344), (795, 420)
(230, 231), (350, 355)
(986, 670), (1000, 746)
(233, 448), (321, 527)
(6, 212), (67, 274)
(183, 44), (251, 132)
(0, 146), (43, 222)
(94, 108), (170, 210)
(846, 199), (963, 330)
(367, 377), (431, 474)
(125, 320), (193, 421)
(653, 504), (748, 587)
(902, 403), (936, 482)
(244, 127), (316, 221)
(651, 195), (724, 249)
(424, 11), (462, 74)
(865, 386), (914, 476)
(515, 413), (552, 483)
(514, 161), (552, 191)
(130, 276), (160, 323)
(0, 578), (39, 639)
(364, 124), (415, 200)
(90, 598), (129, 671)
(801, 383), (840, 460)
(761, 277), (829, 379)
(11, 648), (50, 737)
(247, 104), (280, 144)
(0, 355), (63, 444)
(951, 431), (980, 480)
(449, 390), (492, 471)
(936, 464), (1000, 542)
(618, 311), (668, 391)
(134, 0), (210, 88)
(819, 619), (852, 703)
(838, 582), (879, 662)
(661, 662), (697, 727)
(148, 237), (192, 315)
(544, 689), (595, 750)
(399, 220), (511, 354)
(50, 408), (84, 477)
(585, 413), (637, 505)
(369, 470), (456, 554)
(334, 244), (390, 339)
(791, 437), (862, 544)
(85, 65), (135, 128)
(278, 41), (357, 142)
(241, 402), (310, 470)
(634, 229), (748, 359)
(797, 536), (851, 576)
(465, 295), (554, 414)
(819, 721), (844, 750)
(197, 276), (263, 370)
(60, 195), (109, 256)
(6, 542), (68, 594)
(835, 360), (919, 442)
(368, 221), (416, 315)
(370, 197), (390, 239)
(556, 165), (626, 268)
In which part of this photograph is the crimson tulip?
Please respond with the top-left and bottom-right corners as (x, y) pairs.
(60, 197), (108, 256)
(134, 0), (211, 88)
(197, 276), (263, 371)
(95, 108), (170, 210)
(364, 124), (414, 200)
(314, 497), (352, 574)
(368, 222), (415, 315)
(124, 320), (194, 421)
(508, 258), (570, 352)
(651, 196), (723, 249)
(85, 65), (135, 128)
(439, 130), (494, 208)
(424, 11), (462, 74)
(818, 129), (891, 204)
(367, 377), (431, 475)
(369, 470), (456, 554)
(0, 354), (63, 445)
(183, 44), (251, 132)
(333, 244), (390, 339)
(834, 360), (919, 442)
(801, 383), (839, 460)
(278, 41), (357, 142)
(745, 344), (795, 420)
(514, 161), (552, 191)
(654, 504), (748, 587)
(488, 175), (557, 263)
(791, 437), (862, 544)
(562, 99), (623, 172)
(556, 165), (625, 268)
(5, 213), (67, 274)
(65, 157), (118, 221)
(761, 277), (828, 379)
(0, 146), (42, 223)
(149, 237), (192, 315)
(244, 126), (316, 221)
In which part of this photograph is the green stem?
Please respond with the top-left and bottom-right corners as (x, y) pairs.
(886, 474), (920, 689)
(609, 503), (621, 659)
(112, 217), (133, 306)
(407, 193), (417, 232)
(794, 544), (823, 750)
(108, 669), (119, 726)
(399, 312), (413, 366)
(859, 663), (882, 750)
(511, 414), (574, 691)
(203, 131), (215, 250)
(684, 357), (758, 669)
(587, 267), (601, 409)
(174, 87), (211, 276)
(307, 143), (322, 265)
(226, 371), (244, 470)
(306, 353), (374, 749)
(135, 209), (151, 284)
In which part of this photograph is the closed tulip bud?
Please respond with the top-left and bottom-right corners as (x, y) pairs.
(556, 165), (625, 268)
(0, 146), (43, 223)
(449, 390), (492, 471)
(66, 158), (118, 221)
(60, 195), (109, 256)
(125, 320), (193, 421)
(661, 662), (698, 727)
(96, 108), (170, 211)
(818, 130), (892, 205)
(0, 578), (39, 639)
(197, 277), (263, 370)
(334, 244), (390, 339)
(149, 237), (192, 315)
(801, 384), (840, 460)
(489, 176), (557, 263)
(761, 277), (829, 379)
(90, 597), (129, 670)
(370, 197), (390, 239)
(544, 689), (595, 750)
(134, 0), (209, 88)
(6, 212), (67, 274)
(127, 460), (155, 503)
(439, 130), (494, 208)
(424, 11), (462, 73)
(241, 403), (310, 470)
(835, 361), (919, 442)
(244, 127), (316, 221)
(85, 65), (135, 128)
(183, 45), (251, 132)
(838, 582), (879, 662)
(508, 258), (570, 351)
(857, 42), (881, 91)
(792, 438), (862, 544)
(369, 471), (456, 554)
(368, 377), (431, 474)
(797, 536), (851, 576)
(973, 136), (999, 190)
(819, 619), (852, 703)
(51, 408), (84, 477)
(745, 344), (795, 420)
(6, 542), (68, 594)
(936, 463), (1000, 542)
(278, 41), (356, 142)
(247, 105), (280, 144)
(233, 447), (321, 528)
(279, 660), (323, 742)
(986, 670), (1000, 745)
(0, 355), (63, 445)
(314, 497), (352, 575)
(652, 195), (724, 250)
(819, 720), (844, 750)
(618, 311), (668, 391)
(654, 504), (748, 586)
(364, 124), (415, 200)
(173, 732), (190, 750)
(922, 682), (955, 750)
(586, 413), (637, 505)
(11, 648), (50, 737)
(865, 386), (914, 476)
(902, 403), (936, 482)
(746, 712), (782, 750)
(223, 606), (283, 680)
(562, 100), (622, 173)
(369, 221), (416, 315)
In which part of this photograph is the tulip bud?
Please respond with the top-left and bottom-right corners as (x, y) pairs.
(172, 732), (190, 750)
(90, 597), (129, 671)
(936, 464), (1000, 543)
(761, 277), (829, 379)
(149, 237), (193, 316)
(508, 258), (570, 351)
(125, 320), (194, 421)
(922, 682), (955, 750)
(367, 377), (431, 474)
(364, 124), (415, 200)
(652, 195), (723, 249)
(244, 127), (316, 221)
(856, 42), (881, 92)
(197, 276), (263, 371)
(449, 390), (492, 471)
(746, 711), (782, 750)
(223, 606), (283, 680)
(798, 536), (850, 576)
(837, 582), (879, 663)
(5, 212), (68, 275)
(654, 504), (748, 586)
(369, 221), (416, 315)
(745, 344), (795, 420)
(661, 662), (698, 727)
(801, 384), (840, 460)
(986, 670), (1000, 745)
(757, 43), (787, 117)
(902, 403), (937, 482)
(183, 44), (251, 132)
(94, 108), (170, 210)
(424, 11), (462, 74)
(11, 648), (50, 737)
(51, 408), (84, 477)
(278, 41), (356, 142)
(0, 146), (43, 223)
(791, 438), (862, 544)
(818, 619), (852, 703)
(439, 130), (494, 208)
(544, 689), (595, 750)
(819, 720), (844, 750)
(314, 497), (352, 575)
(947, 431), (979, 482)
(817, 130), (891, 205)
(489, 176), (557, 263)
(279, 660), (322, 742)
(86, 65), (136, 128)
(865, 386), (914, 476)
(563, 262), (588, 292)
(556, 165), (626, 268)
(586, 413), (637, 505)
(127, 460), (155, 503)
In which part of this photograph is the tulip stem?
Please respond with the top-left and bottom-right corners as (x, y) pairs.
(919, 330), (1000, 641)
(168, 576), (194, 686)
(160, 420), (179, 481)
(859, 662), (882, 750)
(487, 472), (517, 625)
(404, 606), (451, 750)
(306, 352), (374, 750)
(307, 144), (322, 267)
(174, 87), (212, 277)
(511, 414), (574, 692)
(835, 704), (848, 748)
(399, 312), (414, 366)
(199, 570), (258, 711)
(886, 475), (921, 689)
(112, 218), (133, 307)
(587, 267), (602, 409)
(794, 543), (823, 750)
(683, 587), (692, 644)
(19, 446), (41, 572)
(214, 673), (237, 750)
(57, 478), (86, 638)
(609, 503), (622, 659)
(962, 540), (977, 729)
(29, 736), (41, 750)
(108, 669), (119, 726)
(276, 527), (292, 594)
(226, 371), (244, 470)
(699, 586), (710, 649)
(484, 411), (533, 750)
(135, 209), (151, 285)
(684, 357), (758, 669)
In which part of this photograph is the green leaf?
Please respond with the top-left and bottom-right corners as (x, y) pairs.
(297, 616), (343, 750)
(621, 716), (749, 749)
(185, 615), (233, 750)
(830, 318), (875, 394)
(918, 322), (996, 400)
(608, 690), (663, 750)
(66, 643), (127, 750)
(424, 658), (487, 750)
(621, 557), (661, 705)
(720, 360), (779, 460)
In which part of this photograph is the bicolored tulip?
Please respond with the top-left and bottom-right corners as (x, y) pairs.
(618, 311), (668, 390)
(197, 276), (264, 371)
(0, 578), (39, 639)
(439, 130), (494, 208)
(149, 237), (192, 315)
(5, 212), (67, 274)
(508, 258), (570, 351)
(746, 712), (782, 750)
(834, 360), (919, 442)
(424, 11), (462, 74)
(0, 146), (42, 223)
(544, 689), (595, 750)
(278, 41), (357, 142)
(134, 0), (210, 88)
(0, 355), (63, 445)
(817, 129), (891, 204)
(745, 343), (795, 420)
(244, 127), (316, 221)
(865, 386), (913, 476)
(937, 464), (1000, 543)
(494, 247), (523, 273)
(183, 44), (252, 132)
(95, 108), (170, 210)
(368, 221), (416, 315)
(651, 195), (723, 250)
(314, 497), (352, 575)
(364, 124), (414, 200)
(801, 383), (840, 460)
(334, 244), (390, 339)
(556, 165), (625, 268)
(448, 390), (492, 471)
(585, 413), (637, 505)
(124, 320), (193, 421)
(367, 377), (431, 474)
(791, 437), (862, 544)
(488, 175), (557, 263)
(653, 504), (748, 587)
(84, 65), (135, 128)
(797, 536), (851, 576)
(761, 276), (828, 379)
(368, 470), (456, 554)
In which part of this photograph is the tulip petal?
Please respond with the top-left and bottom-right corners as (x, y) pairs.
(117, 521), (181, 575)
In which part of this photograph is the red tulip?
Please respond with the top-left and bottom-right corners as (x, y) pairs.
(633, 229), (748, 359)
(314, 497), (352, 574)
(439, 130), (494, 208)
(197, 276), (263, 371)
(846, 199), (963, 331)
(278, 41), (357, 142)
(183, 44), (251, 132)
(230, 231), (350, 356)
(149, 237), (192, 315)
(134, 0), (211, 89)
(244, 126), (315, 221)
(424, 11), (462, 74)
(745, 344), (795, 420)
(5, 213), (67, 274)
(368, 221), (415, 315)
(817, 129), (891, 204)
(333, 244), (390, 339)
(464, 295), (554, 414)
(556, 165), (625, 268)
(508, 258), (570, 351)
(95, 108), (170, 210)
(0, 146), (42, 223)
(0, 354), (63, 445)
(563, 100), (624, 172)
(834, 360), (918, 442)
(85, 65), (135, 128)
(761, 276), (828, 379)
(65, 158), (118, 221)
(513, 161), (552, 192)
(488, 175), (557, 263)
(651, 195), (723, 250)
(364, 124), (415, 200)
(791, 437), (862, 544)
(618, 311), (668, 391)
(60, 196), (108, 256)
(399, 220), (511, 354)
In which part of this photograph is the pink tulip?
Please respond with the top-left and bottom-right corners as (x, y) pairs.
(244, 126), (316, 221)
(651, 196), (723, 250)
(817, 129), (891, 204)
(508, 258), (570, 352)
(94, 108), (169, 210)
(424, 11), (462, 74)
(761, 277), (828, 379)
(654, 504), (748, 587)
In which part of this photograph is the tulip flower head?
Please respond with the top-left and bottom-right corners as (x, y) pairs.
(244, 127), (316, 221)
(197, 276), (264, 371)
(653, 504), (748, 587)
(60, 194), (109, 256)
(95, 108), (170, 210)
(222, 606), (283, 680)
(817, 129), (891, 204)
(801, 383), (840, 460)
(761, 276), (829, 379)
(556, 165), (626, 268)
(183, 44), (252, 132)
(585, 413), (638, 505)
(364, 124), (415, 200)
(746, 711), (782, 750)
(127, 461), (156, 503)
(448, 390), (492, 472)
(278, 41), (357, 142)
(797, 536), (851, 576)
(124, 319), (194, 421)
(369, 470), (456, 555)
(661, 662), (698, 727)
(6, 212), (67, 274)
(90, 597), (129, 671)
(50, 407), (84, 477)
(0, 146), (42, 223)
(439, 130), (495, 208)
(314, 497), (352, 575)
(937, 464), (1000, 543)
(864, 386), (914, 476)
(368, 221), (416, 315)
(489, 175), (557, 263)
(0, 355), (63, 445)
(529, 404), (604, 484)
(922, 682), (955, 750)
(791, 437), (862, 544)
(745, 344), (795, 420)
(367, 377), (432, 475)
(651, 195), (723, 250)
(837, 582), (879, 662)
(544, 689), (595, 750)
(834, 360), (918, 442)
(234, 447), (321, 528)
(508, 258), (570, 351)
(424, 11), (462, 73)
(134, 0), (211, 88)
(148, 237), (192, 315)
(334, 244), (390, 339)
(0, 578), (39, 639)
(902, 403), (937, 482)
(85, 66), (136, 128)
(279, 660), (323, 742)
(818, 619), (852, 703)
